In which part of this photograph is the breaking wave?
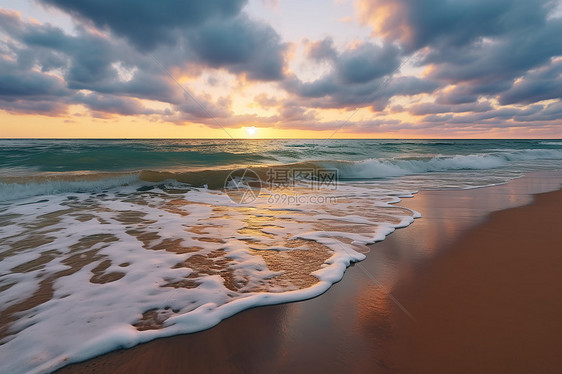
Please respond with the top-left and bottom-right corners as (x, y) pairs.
(1, 149), (561, 202)
(0, 174), (140, 202)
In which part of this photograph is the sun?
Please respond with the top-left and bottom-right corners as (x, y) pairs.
(245, 126), (257, 137)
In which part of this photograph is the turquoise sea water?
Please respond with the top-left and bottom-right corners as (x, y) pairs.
(1, 138), (561, 173)
(1, 139), (561, 199)
(0, 138), (561, 373)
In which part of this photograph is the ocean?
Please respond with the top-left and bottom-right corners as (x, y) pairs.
(1, 139), (561, 373)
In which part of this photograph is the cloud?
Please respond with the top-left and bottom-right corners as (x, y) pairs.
(268, 117), (404, 133)
(358, 0), (562, 108)
(39, 0), (247, 50)
(1, 10), (132, 90)
(278, 104), (316, 122)
(187, 14), (286, 81)
(426, 17), (562, 101)
(357, 0), (555, 51)
(254, 93), (278, 108)
(0, 1), (561, 136)
(499, 59), (562, 105)
(512, 101), (562, 122)
(0, 9), (241, 121)
(419, 104), (551, 126)
(0, 58), (68, 100)
(306, 37), (338, 62)
(176, 94), (232, 121)
(284, 68), (438, 111)
(408, 101), (494, 116)
(37, 0), (287, 82)
(335, 42), (401, 84)
(73, 92), (158, 116)
(282, 39), (436, 111)
(0, 38), (70, 116)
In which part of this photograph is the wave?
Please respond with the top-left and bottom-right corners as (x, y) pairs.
(143, 149), (562, 185)
(0, 174), (140, 202)
(0, 170), (418, 374)
(2, 149), (561, 201)
(329, 155), (505, 179)
(539, 141), (562, 146)
(325, 149), (562, 179)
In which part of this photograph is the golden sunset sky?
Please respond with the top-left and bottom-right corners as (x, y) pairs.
(0, 0), (561, 138)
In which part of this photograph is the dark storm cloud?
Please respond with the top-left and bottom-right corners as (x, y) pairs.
(12, 18), (178, 99)
(73, 92), (160, 116)
(0, 11), (68, 115)
(335, 43), (400, 84)
(39, 0), (247, 50)
(0, 9), (237, 120)
(108, 71), (180, 104)
(1, 10), (126, 88)
(421, 105), (547, 125)
(0, 60), (68, 117)
(20, 22), (68, 49)
(518, 101), (562, 122)
(433, 79), (517, 105)
(298, 40), (402, 89)
(358, 0), (562, 113)
(65, 34), (120, 88)
(188, 14), (286, 81)
(283, 40), (435, 111)
(37, 0), (287, 82)
(285, 70), (438, 111)
(499, 60), (562, 105)
(1, 0), (561, 133)
(359, 0), (554, 52)
(425, 17), (562, 102)
(0, 45), (70, 115)
(408, 102), (493, 116)
(0, 58), (68, 100)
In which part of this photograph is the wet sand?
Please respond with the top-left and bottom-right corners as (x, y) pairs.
(389, 188), (562, 373)
(57, 171), (562, 373)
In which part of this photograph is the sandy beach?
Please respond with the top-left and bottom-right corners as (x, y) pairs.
(55, 171), (562, 374)
(2, 0), (562, 370)
(389, 189), (562, 373)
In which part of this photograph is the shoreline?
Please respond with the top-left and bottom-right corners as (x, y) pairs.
(52, 170), (561, 373)
(388, 187), (562, 373)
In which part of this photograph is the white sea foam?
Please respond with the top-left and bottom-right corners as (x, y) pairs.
(1, 149), (560, 202)
(0, 181), (417, 374)
(328, 149), (562, 179)
(1, 146), (561, 373)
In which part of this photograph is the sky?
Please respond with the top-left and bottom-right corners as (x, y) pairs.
(0, 0), (561, 138)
